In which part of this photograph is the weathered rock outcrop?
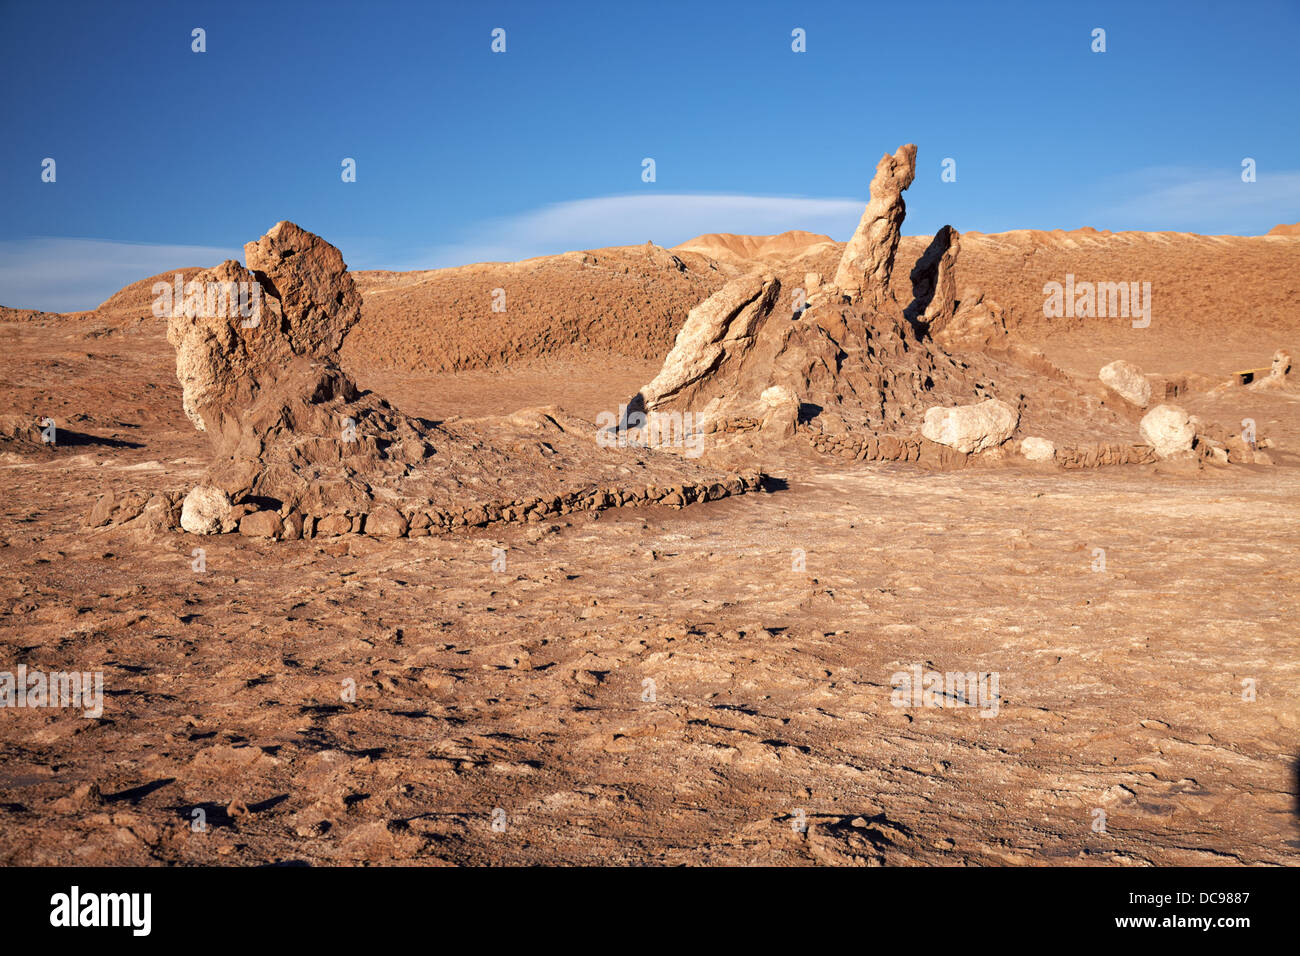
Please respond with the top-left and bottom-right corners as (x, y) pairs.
(166, 221), (362, 436)
(832, 143), (918, 305)
(629, 144), (1184, 467)
(637, 273), (781, 414)
(154, 221), (761, 537)
(905, 225), (960, 333)
(932, 288), (1009, 351)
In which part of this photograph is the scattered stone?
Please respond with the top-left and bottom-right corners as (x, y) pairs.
(1020, 437), (1057, 462)
(1139, 404), (1195, 458)
(282, 511), (304, 541)
(921, 400), (1019, 454)
(366, 505), (408, 537)
(180, 485), (233, 535)
(1099, 360), (1152, 407)
(315, 515), (352, 537)
(87, 491), (138, 528)
(238, 510), (284, 539)
(136, 492), (182, 534)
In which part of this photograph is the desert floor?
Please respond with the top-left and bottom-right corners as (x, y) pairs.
(0, 299), (1296, 866)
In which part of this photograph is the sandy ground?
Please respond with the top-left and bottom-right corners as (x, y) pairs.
(0, 303), (1296, 865)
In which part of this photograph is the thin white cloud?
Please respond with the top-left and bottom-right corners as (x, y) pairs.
(0, 237), (241, 313)
(1089, 167), (1300, 233)
(367, 194), (867, 271)
(2, 196), (866, 310)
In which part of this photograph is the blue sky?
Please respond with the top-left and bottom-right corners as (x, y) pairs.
(2, 0), (1297, 310)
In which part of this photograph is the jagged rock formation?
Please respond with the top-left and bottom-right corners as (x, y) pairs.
(635, 273), (782, 416)
(904, 225), (959, 334)
(831, 143), (918, 305)
(166, 222), (361, 435)
(631, 143), (1253, 471)
(138, 222), (764, 537)
(633, 265), (994, 449)
(932, 288), (1009, 352)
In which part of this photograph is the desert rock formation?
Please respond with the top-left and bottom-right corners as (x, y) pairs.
(904, 224), (960, 335)
(630, 144), (1248, 471)
(1, 151), (1295, 871)
(831, 143), (918, 305)
(147, 223), (766, 537)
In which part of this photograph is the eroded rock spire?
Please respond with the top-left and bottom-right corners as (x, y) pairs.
(831, 143), (917, 305)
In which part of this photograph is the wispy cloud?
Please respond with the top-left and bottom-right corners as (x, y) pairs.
(1088, 166), (1300, 234)
(356, 194), (867, 271)
(0, 237), (242, 313)
(2, 195), (865, 310)
(8, 171), (1293, 314)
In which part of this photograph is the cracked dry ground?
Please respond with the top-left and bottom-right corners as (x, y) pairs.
(2, 447), (1298, 864)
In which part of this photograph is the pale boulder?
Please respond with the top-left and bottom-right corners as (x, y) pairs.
(759, 385), (800, 439)
(1139, 404), (1195, 457)
(1020, 436), (1057, 461)
(921, 399), (1019, 454)
(1098, 360), (1152, 407)
(180, 485), (233, 535)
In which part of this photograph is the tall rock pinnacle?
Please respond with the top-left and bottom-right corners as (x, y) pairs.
(831, 143), (918, 305)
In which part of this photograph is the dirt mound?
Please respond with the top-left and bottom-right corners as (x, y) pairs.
(673, 230), (836, 265)
(939, 230), (1300, 340)
(340, 223), (1296, 377)
(97, 268), (210, 317)
(1267, 222), (1300, 236)
(342, 243), (729, 374)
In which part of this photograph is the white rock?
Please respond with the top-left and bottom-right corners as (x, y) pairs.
(759, 385), (800, 437)
(180, 484), (233, 535)
(1139, 404), (1195, 458)
(1098, 360), (1152, 407)
(760, 385), (798, 408)
(1020, 436), (1056, 461)
(921, 399), (1019, 454)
